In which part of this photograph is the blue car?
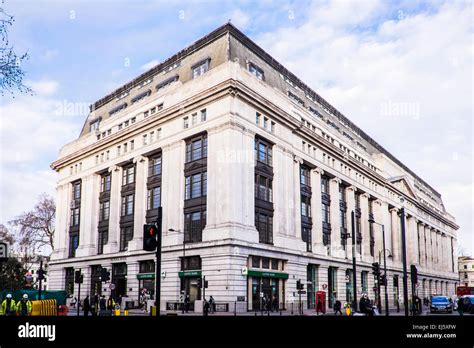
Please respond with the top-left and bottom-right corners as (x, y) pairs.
(430, 296), (453, 314)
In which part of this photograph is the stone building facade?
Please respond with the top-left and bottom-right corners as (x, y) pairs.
(48, 24), (459, 311)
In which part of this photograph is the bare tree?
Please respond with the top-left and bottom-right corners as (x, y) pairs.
(0, 223), (14, 245)
(10, 194), (55, 264)
(1, 3), (32, 95)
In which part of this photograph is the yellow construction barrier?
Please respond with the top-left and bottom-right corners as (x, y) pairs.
(31, 300), (57, 316)
(150, 306), (157, 316)
(124, 309), (129, 316)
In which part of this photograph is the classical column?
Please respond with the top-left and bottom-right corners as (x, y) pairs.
(310, 167), (325, 255)
(433, 230), (439, 270)
(293, 156), (303, 240)
(418, 222), (426, 268)
(52, 183), (69, 260)
(129, 155), (147, 251)
(360, 193), (371, 259)
(103, 165), (121, 254)
(345, 186), (357, 260)
(406, 215), (419, 266)
(329, 177), (342, 257)
(76, 173), (100, 257)
(424, 225), (432, 270)
(372, 199), (384, 262)
(390, 208), (400, 262)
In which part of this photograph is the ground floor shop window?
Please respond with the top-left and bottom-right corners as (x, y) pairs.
(307, 264), (318, 309)
(328, 267), (337, 308)
(90, 265), (102, 296)
(112, 263), (127, 298)
(250, 277), (280, 311)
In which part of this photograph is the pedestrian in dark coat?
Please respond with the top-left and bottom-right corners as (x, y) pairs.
(184, 295), (190, 313)
(83, 296), (91, 316)
(334, 299), (342, 315)
(457, 297), (464, 316)
(316, 297), (323, 315)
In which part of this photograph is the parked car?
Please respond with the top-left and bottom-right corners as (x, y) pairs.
(430, 296), (453, 314)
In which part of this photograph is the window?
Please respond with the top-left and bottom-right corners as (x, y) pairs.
(185, 172), (207, 199)
(184, 210), (206, 242)
(255, 174), (272, 202)
(119, 226), (133, 251)
(249, 62), (264, 80)
(98, 230), (108, 255)
(183, 117), (189, 129)
(122, 166), (135, 185)
(148, 156), (162, 177)
(270, 121), (275, 133)
(271, 259), (278, 270)
(192, 60), (209, 79)
(139, 260), (155, 274)
(301, 195), (311, 217)
(261, 257), (270, 269)
(147, 187), (161, 210)
(73, 181), (81, 200)
(321, 203), (330, 224)
(99, 201), (110, 221)
(121, 194), (134, 216)
(90, 119), (100, 132)
(143, 134), (148, 145)
(70, 207), (80, 227)
(156, 75), (179, 91)
(321, 177), (329, 194)
(192, 113), (198, 125)
(252, 256), (260, 268)
(256, 112), (261, 126)
(300, 166), (310, 186)
(181, 256), (201, 271)
(100, 174), (111, 193)
(361, 272), (368, 293)
(68, 233), (79, 258)
(130, 140), (134, 150)
(302, 226), (312, 250)
(157, 128), (162, 139)
(263, 117), (268, 129)
(255, 212), (273, 244)
(288, 91), (304, 107)
(200, 109), (207, 122)
(255, 138), (272, 166)
(186, 134), (207, 162)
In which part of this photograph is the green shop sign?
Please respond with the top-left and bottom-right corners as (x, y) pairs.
(178, 270), (202, 278)
(247, 270), (289, 279)
(136, 273), (155, 280)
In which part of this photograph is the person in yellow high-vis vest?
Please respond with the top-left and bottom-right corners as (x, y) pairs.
(1, 294), (17, 316)
(16, 294), (32, 316)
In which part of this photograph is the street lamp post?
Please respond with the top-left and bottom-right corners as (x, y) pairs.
(169, 228), (186, 314)
(369, 217), (390, 316)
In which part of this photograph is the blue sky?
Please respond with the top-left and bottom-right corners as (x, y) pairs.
(1, 0), (472, 255)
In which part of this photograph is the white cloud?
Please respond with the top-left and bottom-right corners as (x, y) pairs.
(229, 9), (251, 30)
(140, 59), (159, 71)
(256, 1), (473, 254)
(27, 79), (59, 96)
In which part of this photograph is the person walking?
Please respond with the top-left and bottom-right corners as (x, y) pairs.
(272, 295), (278, 312)
(1, 294), (16, 316)
(334, 299), (342, 315)
(359, 294), (372, 316)
(83, 295), (91, 317)
(203, 298), (210, 317)
(107, 295), (115, 313)
(209, 296), (215, 314)
(457, 296), (464, 316)
(90, 294), (97, 316)
(98, 295), (107, 316)
(184, 294), (190, 313)
(16, 294), (32, 316)
(316, 297), (323, 315)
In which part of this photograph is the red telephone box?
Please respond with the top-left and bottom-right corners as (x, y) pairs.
(315, 291), (326, 314)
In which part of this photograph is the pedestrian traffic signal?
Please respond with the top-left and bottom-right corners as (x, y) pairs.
(410, 264), (418, 284)
(37, 269), (47, 280)
(204, 280), (208, 289)
(143, 224), (159, 251)
(296, 280), (304, 290)
(371, 262), (380, 277)
(379, 274), (387, 286)
(74, 270), (83, 284)
(100, 267), (110, 282)
(197, 277), (202, 289)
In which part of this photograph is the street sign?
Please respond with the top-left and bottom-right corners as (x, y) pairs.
(179, 294), (184, 302)
(345, 275), (350, 281)
(322, 284), (328, 290)
(109, 283), (116, 290)
(0, 242), (8, 261)
(241, 266), (248, 275)
(298, 290), (306, 295)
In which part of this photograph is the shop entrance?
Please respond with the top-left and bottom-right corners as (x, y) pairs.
(251, 277), (279, 311)
(112, 263), (127, 299)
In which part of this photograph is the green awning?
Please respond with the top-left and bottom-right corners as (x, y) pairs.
(178, 270), (202, 278)
(137, 273), (155, 280)
(247, 270), (289, 279)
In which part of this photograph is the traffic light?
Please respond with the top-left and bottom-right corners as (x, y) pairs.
(204, 280), (209, 289)
(371, 262), (380, 277)
(197, 277), (202, 289)
(143, 224), (158, 251)
(100, 267), (110, 282)
(37, 269), (47, 280)
(379, 274), (387, 286)
(74, 270), (83, 284)
(410, 264), (418, 284)
(296, 280), (304, 290)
